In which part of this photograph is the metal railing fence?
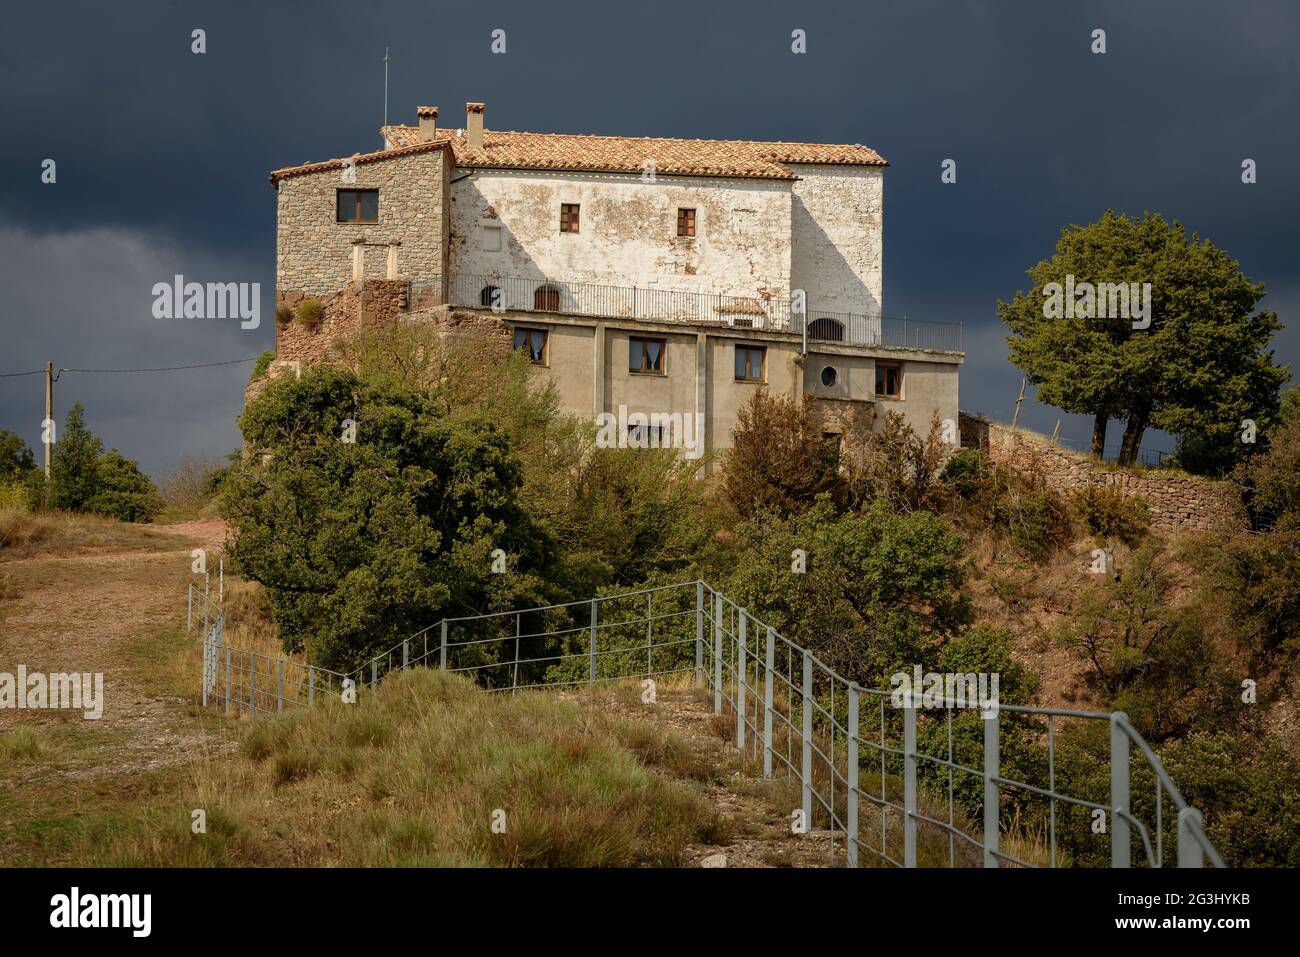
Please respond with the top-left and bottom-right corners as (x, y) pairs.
(405, 272), (964, 352)
(196, 578), (1221, 869)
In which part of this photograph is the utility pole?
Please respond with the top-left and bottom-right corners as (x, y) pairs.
(43, 361), (53, 508)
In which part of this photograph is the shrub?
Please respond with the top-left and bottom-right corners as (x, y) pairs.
(0, 479), (31, 511)
(274, 302), (293, 326)
(722, 390), (837, 519)
(1160, 732), (1300, 867)
(250, 350), (275, 382)
(1072, 484), (1150, 543)
(942, 449), (1071, 560)
(294, 298), (324, 330)
(839, 410), (949, 513)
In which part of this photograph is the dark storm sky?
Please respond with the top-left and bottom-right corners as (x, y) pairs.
(1, 0), (1296, 478)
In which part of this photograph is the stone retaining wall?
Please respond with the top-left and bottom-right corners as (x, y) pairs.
(959, 413), (1246, 532)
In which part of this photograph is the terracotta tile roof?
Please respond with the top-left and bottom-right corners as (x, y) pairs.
(377, 125), (886, 180)
(269, 139), (452, 185)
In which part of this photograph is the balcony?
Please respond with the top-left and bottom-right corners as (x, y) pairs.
(423, 273), (963, 353)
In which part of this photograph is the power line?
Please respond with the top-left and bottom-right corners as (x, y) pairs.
(1, 356), (261, 377)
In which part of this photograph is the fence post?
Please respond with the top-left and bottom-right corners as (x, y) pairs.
(249, 652), (256, 715)
(187, 584), (192, 632)
(736, 611), (746, 749)
(402, 640), (409, 671)
(903, 690), (917, 867)
(277, 659), (284, 713)
(588, 598), (597, 685)
(440, 620), (448, 671)
(1111, 713), (1131, 868)
(513, 613), (521, 693)
(801, 650), (813, 831)
(694, 581), (704, 688)
(847, 682), (859, 867)
(307, 666), (315, 706)
(713, 594), (723, 715)
(203, 573), (209, 637)
(763, 626), (774, 778)
(1177, 808), (1204, 869)
(219, 556), (223, 604)
(983, 708), (1000, 868)
(225, 645), (231, 714)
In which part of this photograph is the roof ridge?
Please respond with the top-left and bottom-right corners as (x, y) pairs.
(380, 122), (873, 153)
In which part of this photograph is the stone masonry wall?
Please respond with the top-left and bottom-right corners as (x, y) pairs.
(275, 148), (450, 297)
(959, 413), (1247, 533)
(275, 280), (413, 365)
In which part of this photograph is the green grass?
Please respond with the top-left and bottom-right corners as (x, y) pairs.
(59, 669), (724, 867)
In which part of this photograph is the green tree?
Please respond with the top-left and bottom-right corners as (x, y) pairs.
(999, 211), (1288, 468)
(723, 497), (971, 683)
(0, 429), (35, 481)
(48, 403), (103, 511)
(223, 365), (555, 672)
(85, 450), (163, 522)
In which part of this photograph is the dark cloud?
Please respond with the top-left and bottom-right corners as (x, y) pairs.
(1, 0), (1295, 477)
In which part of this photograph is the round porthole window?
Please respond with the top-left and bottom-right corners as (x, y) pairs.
(821, 366), (838, 387)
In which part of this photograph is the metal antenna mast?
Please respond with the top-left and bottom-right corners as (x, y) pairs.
(383, 47), (390, 127)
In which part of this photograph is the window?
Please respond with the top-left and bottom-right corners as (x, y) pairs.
(336, 189), (379, 223)
(480, 285), (501, 309)
(560, 203), (580, 233)
(629, 337), (666, 375)
(735, 345), (766, 383)
(513, 327), (548, 365)
(627, 424), (667, 448)
(820, 366), (838, 388)
(677, 207), (696, 237)
(480, 223), (502, 251)
(876, 362), (902, 398)
(533, 285), (560, 311)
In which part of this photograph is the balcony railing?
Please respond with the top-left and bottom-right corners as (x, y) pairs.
(423, 273), (963, 352)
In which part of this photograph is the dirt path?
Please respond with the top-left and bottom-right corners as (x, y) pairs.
(0, 520), (236, 864)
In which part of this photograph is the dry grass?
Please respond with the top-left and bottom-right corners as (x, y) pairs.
(0, 507), (182, 560)
(219, 579), (301, 664)
(70, 668), (724, 867)
(0, 728), (48, 762)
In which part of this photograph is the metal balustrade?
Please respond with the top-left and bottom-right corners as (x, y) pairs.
(195, 578), (1220, 868)
(405, 273), (964, 352)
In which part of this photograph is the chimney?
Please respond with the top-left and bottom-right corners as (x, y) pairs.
(466, 102), (485, 149)
(416, 105), (438, 143)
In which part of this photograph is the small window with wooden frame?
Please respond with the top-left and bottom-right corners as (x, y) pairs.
(336, 189), (379, 224)
(629, 336), (666, 375)
(734, 344), (766, 383)
(513, 327), (549, 365)
(560, 203), (580, 234)
(875, 362), (902, 399)
(677, 207), (696, 238)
